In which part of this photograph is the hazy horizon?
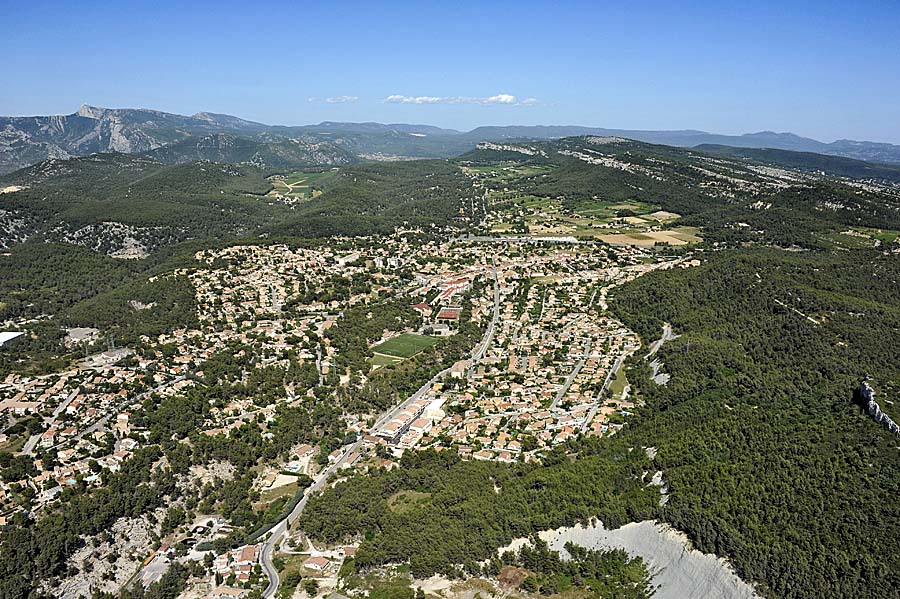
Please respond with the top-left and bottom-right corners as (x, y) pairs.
(6, 101), (897, 146)
(4, 1), (900, 144)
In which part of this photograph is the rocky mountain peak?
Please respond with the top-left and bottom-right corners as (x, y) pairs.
(77, 104), (107, 119)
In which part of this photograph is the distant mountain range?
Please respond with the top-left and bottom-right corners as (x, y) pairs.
(2, 104), (900, 174)
(143, 133), (357, 168)
(695, 144), (900, 184)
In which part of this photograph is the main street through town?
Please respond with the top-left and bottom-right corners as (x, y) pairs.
(261, 257), (502, 598)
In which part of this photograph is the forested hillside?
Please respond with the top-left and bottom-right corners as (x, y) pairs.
(611, 248), (900, 599)
(296, 138), (900, 599)
(300, 447), (659, 578)
(460, 136), (900, 248)
(696, 144), (900, 183)
(0, 154), (279, 255)
(143, 133), (356, 169)
(275, 160), (478, 238)
(0, 242), (202, 375)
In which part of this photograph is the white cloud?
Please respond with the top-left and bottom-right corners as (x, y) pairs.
(385, 95), (447, 104)
(484, 93), (517, 104)
(307, 96), (358, 104)
(520, 97), (540, 106)
(325, 95), (359, 104)
(384, 93), (536, 106)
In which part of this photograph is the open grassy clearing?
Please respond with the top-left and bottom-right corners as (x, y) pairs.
(387, 490), (432, 514)
(609, 365), (629, 399)
(258, 480), (300, 505)
(371, 332), (439, 358)
(817, 231), (878, 249)
(813, 225), (900, 249)
(274, 552), (324, 582)
(270, 170), (338, 199)
(835, 227), (900, 245)
(370, 353), (404, 367)
(0, 435), (27, 454)
(869, 229), (900, 243)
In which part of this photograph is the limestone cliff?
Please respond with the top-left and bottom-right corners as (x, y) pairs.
(854, 379), (900, 436)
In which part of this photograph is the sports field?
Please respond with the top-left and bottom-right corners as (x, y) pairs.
(372, 332), (439, 358)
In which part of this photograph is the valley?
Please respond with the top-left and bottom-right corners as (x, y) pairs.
(4, 2), (900, 597)
(1, 130), (899, 599)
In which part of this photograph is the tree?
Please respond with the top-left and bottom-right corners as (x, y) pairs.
(302, 579), (319, 596)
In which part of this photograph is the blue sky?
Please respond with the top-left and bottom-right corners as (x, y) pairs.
(3, 0), (900, 142)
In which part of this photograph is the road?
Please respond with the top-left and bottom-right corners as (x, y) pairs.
(468, 256), (499, 376)
(261, 260), (503, 598)
(549, 336), (593, 410)
(644, 322), (675, 360)
(580, 353), (627, 433)
(458, 235), (596, 245)
(580, 322), (674, 433)
(36, 375), (187, 458)
(260, 364), (459, 597)
(22, 387), (80, 456)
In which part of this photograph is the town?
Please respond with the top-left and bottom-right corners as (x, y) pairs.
(0, 228), (694, 597)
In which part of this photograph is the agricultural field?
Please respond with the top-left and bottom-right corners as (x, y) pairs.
(269, 170), (338, 200)
(598, 226), (702, 247)
(477, 163), (702, 245)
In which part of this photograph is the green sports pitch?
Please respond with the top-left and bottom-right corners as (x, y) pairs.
(371, 333), (440, 359)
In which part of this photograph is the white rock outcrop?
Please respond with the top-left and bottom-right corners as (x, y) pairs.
(501, 520), (761, 599)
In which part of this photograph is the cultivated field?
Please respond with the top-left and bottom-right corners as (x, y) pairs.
(270, 170), (337, 199)
(599, 227), (702, 247)
(476, 164), (700, 246)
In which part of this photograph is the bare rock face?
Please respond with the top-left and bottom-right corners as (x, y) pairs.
(77, 104), (108, 119)
(502, 521), (762, 599)
(0, 105), (263, 174)
(854, 379), (900, 436)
